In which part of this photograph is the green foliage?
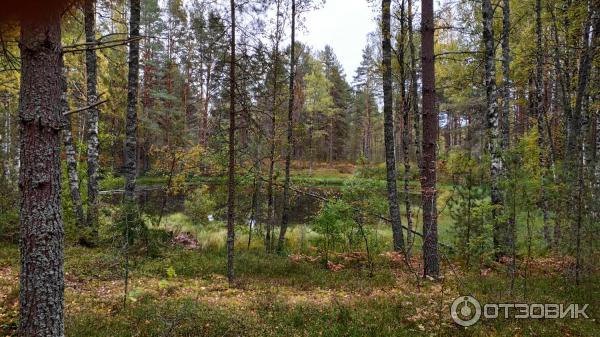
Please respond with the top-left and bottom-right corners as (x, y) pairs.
(341, 177), (386, 215)
(0, 180), (18, 243)
(113, 202), (149, 247)
(311, 199), (357, 260)
(447, 149), (494, 267)
(184, 185), (217, 227)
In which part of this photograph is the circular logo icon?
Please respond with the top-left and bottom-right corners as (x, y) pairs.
(451, 295), (481, 327)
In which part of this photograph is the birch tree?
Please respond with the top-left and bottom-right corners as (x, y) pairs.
(482, 0), (506, 258)
(85, 0), (100, 236)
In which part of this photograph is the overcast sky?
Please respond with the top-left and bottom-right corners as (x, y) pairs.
(299, 0), (377, 82)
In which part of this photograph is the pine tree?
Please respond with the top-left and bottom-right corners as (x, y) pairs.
(18, 10), (66, 336)
(420, 0), (439, 277)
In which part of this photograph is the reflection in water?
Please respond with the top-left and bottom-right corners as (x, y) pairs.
(102, 184), (335, 225)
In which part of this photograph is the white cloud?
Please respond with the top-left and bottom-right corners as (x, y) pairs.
(299, 0), (377, 82)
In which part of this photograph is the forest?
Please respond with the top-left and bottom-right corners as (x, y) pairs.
(0, 0), (599, 335)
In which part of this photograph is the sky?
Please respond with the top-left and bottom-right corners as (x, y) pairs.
(299, 0), (377, 82)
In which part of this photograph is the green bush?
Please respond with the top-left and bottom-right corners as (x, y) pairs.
(311, 199), (356, 260)
(184, 185), (216, 227)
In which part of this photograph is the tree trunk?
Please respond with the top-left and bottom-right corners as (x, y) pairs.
(501, 0), (517, 257)
(534, 0), (552, 245)
(227, 0), (237, 284)
(594, 96), (600, 224)
(277, 0), (295, 254)
(397, 0), (414, 255)
(363, 80), (372, 161)
(85, 0), (100, 236)
(122, 0), (141, 308)
(266, 0), (283, 253)
(420, 0), (439, 277)
(501, 0), (510, 149)
(61, 70), (86, 230)
(382, 0), (404, 251)
(308, 117), (314, 175)
(572, 3), (597, 284)
(124, 0), (140, 201)
(2, 96), (10, 181)
(483, 0), (506, 258)
(18, 14), (65, 337)
(328, 117), (333, 168)
(408, 0), (421, 167)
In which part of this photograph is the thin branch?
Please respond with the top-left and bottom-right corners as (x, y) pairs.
(63, 99), (108, 116)
(63, 36), (144, 54)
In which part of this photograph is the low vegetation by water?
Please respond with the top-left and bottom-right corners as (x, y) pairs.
(1, 234), (598, 336)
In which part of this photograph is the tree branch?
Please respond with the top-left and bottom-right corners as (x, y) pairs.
(63, 99), (108, 116)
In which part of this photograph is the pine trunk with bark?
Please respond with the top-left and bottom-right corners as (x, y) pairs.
(85, 0), (100, 236)
(18, 14), (65, 337)
(420, 0), (439, 278)
(278, 0), (296, 254)
(382, 0), (404, 251)
(397, 0), (414, 254)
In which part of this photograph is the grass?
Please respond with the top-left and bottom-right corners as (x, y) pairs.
(1, 237), (597, 337)
(2, 161), (596, 336)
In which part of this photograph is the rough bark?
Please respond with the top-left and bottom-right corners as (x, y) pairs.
(18, 14), (65, 337)
(277, 0), (296, 254)
(483, 0), (506, 258)
(227, 0), (236, 285)
(124, 0), (140, 201)
(397, 0), (414, 254)
(420, 0), (439, 278)
(85, 0), (100, 235)
(382, 0), (404, 251)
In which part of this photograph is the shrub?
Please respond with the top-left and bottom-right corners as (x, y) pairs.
(311, 199), (356, 261)
(184, 185), (216, 227)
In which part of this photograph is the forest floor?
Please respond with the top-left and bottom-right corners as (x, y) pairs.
(1, 240), (598, 337)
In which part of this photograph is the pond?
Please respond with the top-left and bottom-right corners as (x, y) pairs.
(101, 183), (338, 225)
